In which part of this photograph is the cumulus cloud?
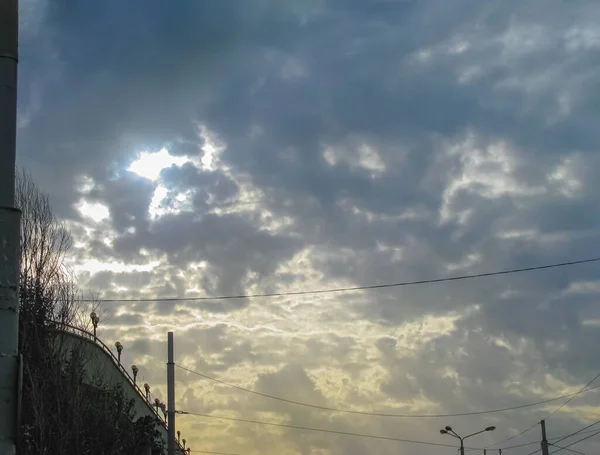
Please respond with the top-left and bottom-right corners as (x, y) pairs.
(16, 0), (600, 453)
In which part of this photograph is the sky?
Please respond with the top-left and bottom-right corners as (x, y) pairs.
(15, 0), (600, 453)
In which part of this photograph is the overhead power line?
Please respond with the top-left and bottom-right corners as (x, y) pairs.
(549, 429), (600, 455)
(176, 364), (600, 419)
(178, 410), (467, 450)
(546, 371), (600, 419)
(487, 371), (600, 449)
(552, 429), (600, 443)
(82, 256), (600, 303)
(489, 430), (600, 452)
(552, 419), (600, 447)
(549, 443), (586, 455)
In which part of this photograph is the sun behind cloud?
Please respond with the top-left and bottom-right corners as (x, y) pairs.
(128, 148), (191, 181)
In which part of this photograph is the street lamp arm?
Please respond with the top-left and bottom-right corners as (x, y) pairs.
(464, 429), (487, 440)
(448, 431), (461, 440)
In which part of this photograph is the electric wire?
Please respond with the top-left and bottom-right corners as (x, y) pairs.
(488, 372), (600, 449)
(490, 430), (600, 452)
(548, 443), (585, 455)
(176, 364), (600, 419)
(546, 371), (600, 419)
(549, 430), (600, 455)
(552, 420), (600, 446)
(525, 420), (600, 455)
(552, 429), (600, 443)
(177, 410), (467, 450)
(79, 256), (600, 303)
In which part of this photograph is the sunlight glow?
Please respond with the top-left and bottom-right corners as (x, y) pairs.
(76, 200), (110, 222)
(128, 148), (190, 181)
(148, 184), (195, 219)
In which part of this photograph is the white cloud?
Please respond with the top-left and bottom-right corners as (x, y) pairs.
(76, 199), (110, 222)
(18, 0), (600, 453)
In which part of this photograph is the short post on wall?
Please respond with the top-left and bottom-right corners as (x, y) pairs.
(131, 365), (139, 385)
(115, 341), (123, 365)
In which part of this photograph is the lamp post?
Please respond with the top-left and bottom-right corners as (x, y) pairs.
(154, 398), (161, 414)
(144, 383), (150, 401)
(115, 341), (123, 364)
(440, 425), (496, 455)
(90, 312), (99, 339)
(182, 439), (186, 450)
(131, 365), (139, 385)
(177, 431), (180, 444)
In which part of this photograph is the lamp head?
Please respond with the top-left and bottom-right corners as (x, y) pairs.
(440, 429), (448, 434)
(115, 341), (123, 353)
(445, 426), (453, 431)
(485, 426), (496, 432)
(131, 365), (139, 375)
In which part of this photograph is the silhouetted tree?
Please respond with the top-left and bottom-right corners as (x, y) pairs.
(16, 170), (164, 454)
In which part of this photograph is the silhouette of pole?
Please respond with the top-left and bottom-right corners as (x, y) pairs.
(167, 332), (176, 455)
(0, 1), (20, 453)
(540, 420), (549, 455)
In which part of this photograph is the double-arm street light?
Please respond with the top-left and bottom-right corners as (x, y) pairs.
(440, 425), (496, 455)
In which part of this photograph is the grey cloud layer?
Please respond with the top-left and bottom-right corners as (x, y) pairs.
(17, 0), (600, 453)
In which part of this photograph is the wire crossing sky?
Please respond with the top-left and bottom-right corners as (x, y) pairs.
(176, 364), (600, 419)
(22, 0), (600, 453)
(82, 256), (600, 303)
(178, 411), (470, 450)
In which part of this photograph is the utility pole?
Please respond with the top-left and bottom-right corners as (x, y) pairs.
(167, 332), (176, 455)
(540, 420), (550, 455)
(0, 1), (20, 454)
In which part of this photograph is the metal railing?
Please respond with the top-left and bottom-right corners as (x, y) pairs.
(50, 321), (187, 453)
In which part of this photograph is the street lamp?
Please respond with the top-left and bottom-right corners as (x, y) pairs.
(159, 402), (167, 420)
(90, 312), (99, 339)
(144, 383), (150, 401)
(131, 365), (139, 385)
(177, 430), (180, 444)
(440, 425), (496, 455)
(182, 439), (186, 449)
(154, 398), (161, 414)
(115, 341), (123, 364)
